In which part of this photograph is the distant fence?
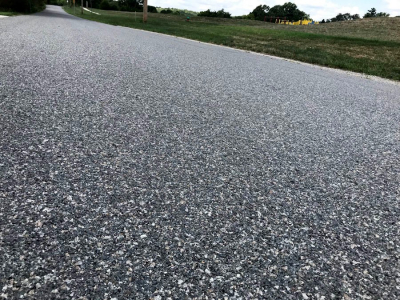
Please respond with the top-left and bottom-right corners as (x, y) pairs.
(264, 16), (319, 25)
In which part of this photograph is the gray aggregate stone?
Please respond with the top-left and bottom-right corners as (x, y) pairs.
(0, 5), (400, 300)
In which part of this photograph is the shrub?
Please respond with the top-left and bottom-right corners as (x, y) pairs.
(109, 1), (118, 10)
(147, 5), (157, 13)
(160, 8), (173, 14)
(99, 0), (110, 10)
(198, 9), (231, 18)
(234, 14), (254, 20)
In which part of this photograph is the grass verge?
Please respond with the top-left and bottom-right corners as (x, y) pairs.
(63, 6), (400, 81)
(0, 11), (20, 16)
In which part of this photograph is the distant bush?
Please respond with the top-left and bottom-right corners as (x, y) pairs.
(234, 14), (255, 20)
(100, 0), (118, 10)
(198, 9), (231, 18)
(117, 0), (138, 11)
(160, 8), (173, 14)
(328, 13), (360, 22)
(147, 5), (157, 13)
(109, 1), (118, 10)
(99, 0), (110, 10)
(364, 8), (390, 18)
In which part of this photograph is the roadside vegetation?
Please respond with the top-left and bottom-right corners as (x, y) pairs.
(0, 0), (46, 13)
(0, 11), (19, 16)
(63, 4), (400, 81)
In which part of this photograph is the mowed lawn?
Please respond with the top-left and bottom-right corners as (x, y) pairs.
(64, 6), (400, 81)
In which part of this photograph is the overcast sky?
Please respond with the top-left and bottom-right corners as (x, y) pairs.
(149, 0), (400, 21)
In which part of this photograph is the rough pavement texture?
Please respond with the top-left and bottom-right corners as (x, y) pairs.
(1, 5), (399, 300)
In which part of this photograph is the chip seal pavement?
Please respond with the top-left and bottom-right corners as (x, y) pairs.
(0, 5), (399, 300)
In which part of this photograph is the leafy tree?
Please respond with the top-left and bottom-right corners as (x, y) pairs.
(250, 4), (270, 21)
(147, 5), (157, 13)
(280, 2), (307, 20)
(267, 5), (284, 18)
(376, 12), (390, 17)
(198, 9), (231, 18)
(118, 0), (140, 11)
(328, 13), (360, 22)
(87, 0), (102, 9)
(321, 19), (325, 23)
(335, 13), (355, 21)
(99, 0), (112, 10)
(364, 7), (377, 18)
(250, 2), (308, 22)
(160, 8), (173, 14)
(364, 8), (390, 18)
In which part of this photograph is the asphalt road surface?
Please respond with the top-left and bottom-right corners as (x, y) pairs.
(1, 5), (399, 300)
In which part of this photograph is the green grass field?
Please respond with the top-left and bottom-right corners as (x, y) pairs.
(64, 6), (400, 81)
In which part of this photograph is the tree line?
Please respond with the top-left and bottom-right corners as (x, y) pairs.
(321, 8), (390, 23)
(0, 0), (46, 13)
(198, 9), (231, 18)
(246, 3), (309, 21)
(198, 3), (309, 21)
(86, 0), (156, 12)
(0, 0), (159, 13)
(198, 2), (310, 21)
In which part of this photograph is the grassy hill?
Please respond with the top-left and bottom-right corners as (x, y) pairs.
(63, 6), (400, 81)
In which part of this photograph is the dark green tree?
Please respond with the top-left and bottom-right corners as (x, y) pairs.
(160, 8), (173, 14)
(118, 0), (141, 11)
(198, 8), (231, 18)
(250, 4), (270, 21)
(281, 2), (306, 20)
(252, 2), (308, 21)
(335, 13), (352, 21)
(99, 0), (111, 10)
(376, 12), (390, 17)
(328, 13), (360, 22)
(364, 7), (377, 18)
(364, 8), (389, 18)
